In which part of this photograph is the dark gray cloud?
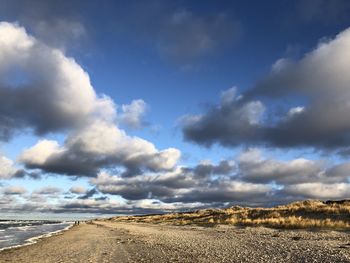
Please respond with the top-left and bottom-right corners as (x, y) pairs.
(1, 1), (240, 64)
(0, 0), (87, 49)
(12, 170), (42, 180)
(78, 188), (98, 200)
(182, 27), (350, 151)
(155, 10), (241, 62)
(119, 1), (241, 64)
(182, 87), (265, 147)
(192, 160), (236, 178)
(296, 0), (350, 24)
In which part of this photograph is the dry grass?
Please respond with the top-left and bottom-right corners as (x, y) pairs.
(108, 200), (350, 229)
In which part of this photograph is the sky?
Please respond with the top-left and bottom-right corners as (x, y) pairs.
(1, 0), (350, 219)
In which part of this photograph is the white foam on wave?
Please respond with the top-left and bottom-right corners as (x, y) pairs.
(0, 223), (74, 252)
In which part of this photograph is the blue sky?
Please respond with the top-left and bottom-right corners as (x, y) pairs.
(1, 0), (350, 219)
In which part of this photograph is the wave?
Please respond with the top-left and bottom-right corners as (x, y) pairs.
(0, 223), (73, 252)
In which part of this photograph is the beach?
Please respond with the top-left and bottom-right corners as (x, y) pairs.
(1, 221), (350, 262)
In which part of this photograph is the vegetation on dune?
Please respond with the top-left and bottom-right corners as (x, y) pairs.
(108, 200), (350, 229)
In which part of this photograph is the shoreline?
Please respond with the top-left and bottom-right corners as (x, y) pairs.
(0, 222), (74, 252)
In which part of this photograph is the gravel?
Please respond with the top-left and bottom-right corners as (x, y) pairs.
(102, 222), (350, 263)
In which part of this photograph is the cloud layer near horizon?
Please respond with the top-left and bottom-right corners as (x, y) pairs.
(2, 147), (350, 214)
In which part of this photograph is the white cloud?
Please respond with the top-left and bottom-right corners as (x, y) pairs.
(0, 154), (18, 179)
(287, 106), (305, 118)
(70, 186), (88, 194)
(0, 22), (115, 139)
(118, 99), (147, 129)
(20, 120), (181, 176)
(20, 140), (63, 166)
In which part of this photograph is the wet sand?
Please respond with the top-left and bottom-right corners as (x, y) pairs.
(1, 221), (350, 262)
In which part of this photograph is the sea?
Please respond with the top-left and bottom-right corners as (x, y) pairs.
(0, 220), (73, 251)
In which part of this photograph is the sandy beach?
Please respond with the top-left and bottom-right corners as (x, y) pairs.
(0, 221), (350, 262)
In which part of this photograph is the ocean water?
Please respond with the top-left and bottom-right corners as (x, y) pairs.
(0, 220), (73, 250)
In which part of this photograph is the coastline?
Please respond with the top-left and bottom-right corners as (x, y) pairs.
(0, 222), (74, 252)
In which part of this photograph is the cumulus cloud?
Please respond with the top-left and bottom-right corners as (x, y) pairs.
(0, 22), (115, 141)
(0, 154), (18, 179)
(118, 99), (148, 129)
(246, 27), (350, 149)
(20, 121), (181, 177)
(182, 87), (265, 147)
(182, 27), (350, 151)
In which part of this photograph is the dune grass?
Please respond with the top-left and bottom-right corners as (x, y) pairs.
(108, 200), (350, 229)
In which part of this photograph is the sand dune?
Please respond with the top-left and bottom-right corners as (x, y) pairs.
(109, 200), (350, 229)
